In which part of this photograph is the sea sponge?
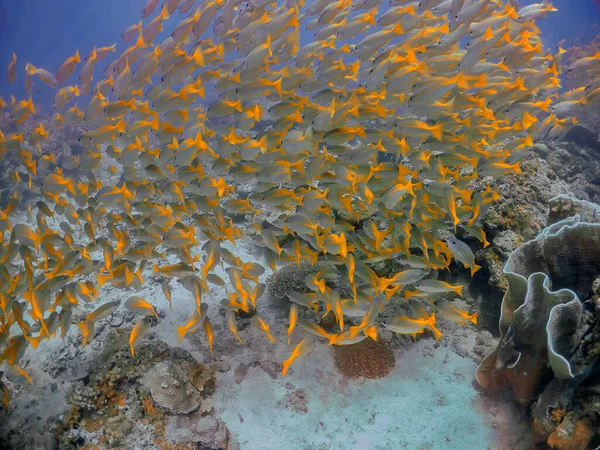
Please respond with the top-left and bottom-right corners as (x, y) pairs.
(546, 411), (598, 450)
(333, 338), (395, 379)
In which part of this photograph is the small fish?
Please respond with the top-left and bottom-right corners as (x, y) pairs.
(142, 0), (161, 18)
(129, 318), (152, 356)
(162, 281), (172, 310)
(77, 319), (95, 346)
(226, 310), (245, 344)
(7, 53), (17, 83)
(4, 365), (32, 385)
(437, 301), (478, 325)
(86, 301), (121, 322)
(414, 279), (463, 296)
(446, 237), (481, 276)
(0, 378), (9, 407)
(203, 317), (214, 355)
(177, 303), (208, 341)
(122, 21), (142, 42)
(56, 51), (81, 84)
(125, 296), (159, 319)
(383, 308), (443, 341)
(251, 315), (276, 342)
(287, 303), (299, 344)
(153, 262), (196, 277)
(282, 336), (314, 376)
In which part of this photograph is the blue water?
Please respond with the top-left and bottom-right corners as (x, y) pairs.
(0, 0), (598, 109)
(0, 0), (145, 109)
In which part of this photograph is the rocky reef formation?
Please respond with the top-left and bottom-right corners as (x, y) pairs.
(0, 328), (236, 450)
(476, 209), (600, 449)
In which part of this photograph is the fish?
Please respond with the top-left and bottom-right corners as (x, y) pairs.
(251, 315), (276, 342)
(0, 0), (581, 393)
(125, 296), (159, 319)
(414, 279), (463, 296)
(56, 51), (81, 84)
(282, 336), (314, 376)
(287, 303), (299, 344)
(446, 237), (481, 276)
(383, 301), (443, 340)
(203, 317), (214, 355)
(122, 22), (142, 42)
(0, 378), (10, 407)
(162, 281), (172, 310)
(177, 303), (209, 341)
(437, 301), (478, 325)
(226, 310), (245, 345)
(7, 53), (17, 83)
(129, 318), (152, 356)
(153, 262), (196, 277)
(142, 0), (161, 18)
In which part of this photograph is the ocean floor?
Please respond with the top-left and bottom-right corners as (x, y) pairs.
(216, 339), (523, 450)
(0, 226), (532, 450)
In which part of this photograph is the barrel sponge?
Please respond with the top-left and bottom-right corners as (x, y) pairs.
(476, 220), (600, 404)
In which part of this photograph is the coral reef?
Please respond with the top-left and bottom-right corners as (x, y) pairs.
(265, 260), (324, 300)
(142, 361), (201, 415)
(561, 34), (600, 90)
(542, 128), (600, 204)
(548, 194), (600, 225)
(476, 214), (600, 448)
(45, 332), (230, 449)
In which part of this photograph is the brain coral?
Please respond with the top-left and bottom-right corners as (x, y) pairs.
(142, 360), (201, 415)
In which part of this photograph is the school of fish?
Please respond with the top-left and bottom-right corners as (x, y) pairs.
(1, 0), (598, 404)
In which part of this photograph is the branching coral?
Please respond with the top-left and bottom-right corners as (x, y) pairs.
(266, 260), (324, 300)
